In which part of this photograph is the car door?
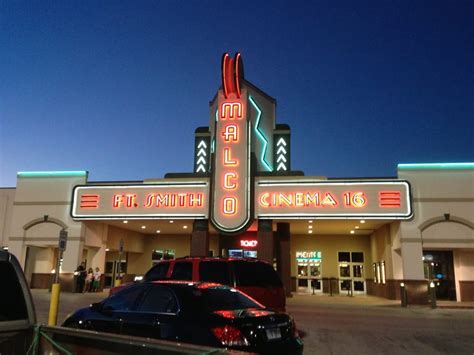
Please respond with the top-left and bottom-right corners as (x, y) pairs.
(119, 284), (180, 341)
(87, 284), (145, 334)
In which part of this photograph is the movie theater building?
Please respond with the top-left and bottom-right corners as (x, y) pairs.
(1, 54), (473, 303)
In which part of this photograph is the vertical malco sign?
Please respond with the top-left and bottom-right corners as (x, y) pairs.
(210, 53), (252, 234)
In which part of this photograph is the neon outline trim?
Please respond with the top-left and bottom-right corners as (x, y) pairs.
(248, 95), (272, 171)
(18, 171), (87, 177)
(398, 163), (474, 170)
(235, 53), (241, 98)
(222, 53), (229, 98)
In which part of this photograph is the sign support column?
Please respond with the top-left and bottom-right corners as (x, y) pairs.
(276, 222), (292, 297)
(191, 220), (209, 257)
(257, 220), (273, 264)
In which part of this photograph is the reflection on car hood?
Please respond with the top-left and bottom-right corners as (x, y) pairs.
(213, 308), (275, 319)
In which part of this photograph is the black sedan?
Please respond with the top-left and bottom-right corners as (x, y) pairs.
(62, 281), (303, 354)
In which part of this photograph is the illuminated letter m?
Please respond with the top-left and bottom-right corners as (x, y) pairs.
(221, 102), (242, 120)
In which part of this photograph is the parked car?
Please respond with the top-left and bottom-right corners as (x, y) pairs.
(0, 250), (225, 354)
(64, 281), (303, 354)
(111, 257), (286, 311)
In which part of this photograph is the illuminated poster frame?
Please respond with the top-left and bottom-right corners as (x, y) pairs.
(255, 179), (412, 219)
(71, 181), (209, 220)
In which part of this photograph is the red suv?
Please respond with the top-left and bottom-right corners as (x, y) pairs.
(112, 257), (286, 311)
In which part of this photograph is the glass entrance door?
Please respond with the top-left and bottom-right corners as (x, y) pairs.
(297, 260), (322, 293)
(338, 252), (366, 295)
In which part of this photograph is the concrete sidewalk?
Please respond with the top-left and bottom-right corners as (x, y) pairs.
(289, 292), (474, 309)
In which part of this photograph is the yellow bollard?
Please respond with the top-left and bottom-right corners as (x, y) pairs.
(114, 278), (121, 287)
(48, 283), (61, 326)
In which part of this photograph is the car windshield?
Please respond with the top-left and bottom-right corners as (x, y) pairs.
(178, 285), (263, 312)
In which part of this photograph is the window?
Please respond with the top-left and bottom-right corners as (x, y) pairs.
(138, 286), (178, 313)
(233, 261), (283, 287)
(351, 252), (364, 263)
(338, 252), (350, 262)
(103, 285), (144, 311)
(0, 261), (28, 321)
(171, 262), (193, 280)
(190, 287), (262, 312)
(199, 261), (231, 285)
(145, 262), (170, 281)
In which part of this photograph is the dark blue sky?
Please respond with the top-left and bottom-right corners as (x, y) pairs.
(1, 1), (472, 186)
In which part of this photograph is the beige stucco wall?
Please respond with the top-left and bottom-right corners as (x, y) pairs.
(9, 174), (87, 272)
(370, 224), (395, 280)
(0, 188), (15, 248)
(290, 234), (372, 279)
(397, 166), (474, 301)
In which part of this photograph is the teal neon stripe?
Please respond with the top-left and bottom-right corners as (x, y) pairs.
(398, 163), (474, 170)
(17, 171), (87, 178)
(248, 95), (272, 171)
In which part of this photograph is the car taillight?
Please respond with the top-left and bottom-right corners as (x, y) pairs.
(211, 325), (249, 347)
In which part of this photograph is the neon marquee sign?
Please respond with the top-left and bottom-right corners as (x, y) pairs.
(71, 182), (209, 219)
(210, 53), (252, 234)
(255, 179), (412, 219)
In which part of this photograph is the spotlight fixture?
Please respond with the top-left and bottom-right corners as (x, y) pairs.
(309, 220), (313, 224)
(355, 226), (359, 229)
(350, 230), (355, 234)
(141, 225), (146, 229)
(123, 220), (128, 224)
(169, 220), (174, 224)
(156, 230), (161, 234)
(105, 248), (110, 251)
(308, 225), (313, 229)
(360, 220), (365, 224)
(183, 225), (188, 229)
(308, 230), (313, 234)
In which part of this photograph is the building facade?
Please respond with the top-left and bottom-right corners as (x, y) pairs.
(1, 54), (472, 303)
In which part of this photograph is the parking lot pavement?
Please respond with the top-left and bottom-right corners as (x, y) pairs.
(31, 288), (109, 325)
(287, 293), (474, 355)
(31, 289), (474, 354)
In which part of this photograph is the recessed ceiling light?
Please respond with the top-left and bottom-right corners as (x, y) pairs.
(360, 220), (365, 224)
(169, 220), (174, 224)
(105, 248), (110, 251)
(141, 225), (146, 229)
(355, 226), (360, 229)
(308, 230), (313, 234)
(156, 230), (161, 234)
(308, 225), (313, 229)
(350, 230), (355, 234)
(309, 220), (313, 224)
(123, 220), (128, 224)
(183, 225), (188, 229)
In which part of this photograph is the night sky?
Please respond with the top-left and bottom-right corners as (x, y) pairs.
(1, 1), (472, 186)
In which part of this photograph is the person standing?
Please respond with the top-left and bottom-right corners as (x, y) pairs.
(75, 262), (86, 293)
(84, 268), (94, 292)
(92, 267), (102, 292)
